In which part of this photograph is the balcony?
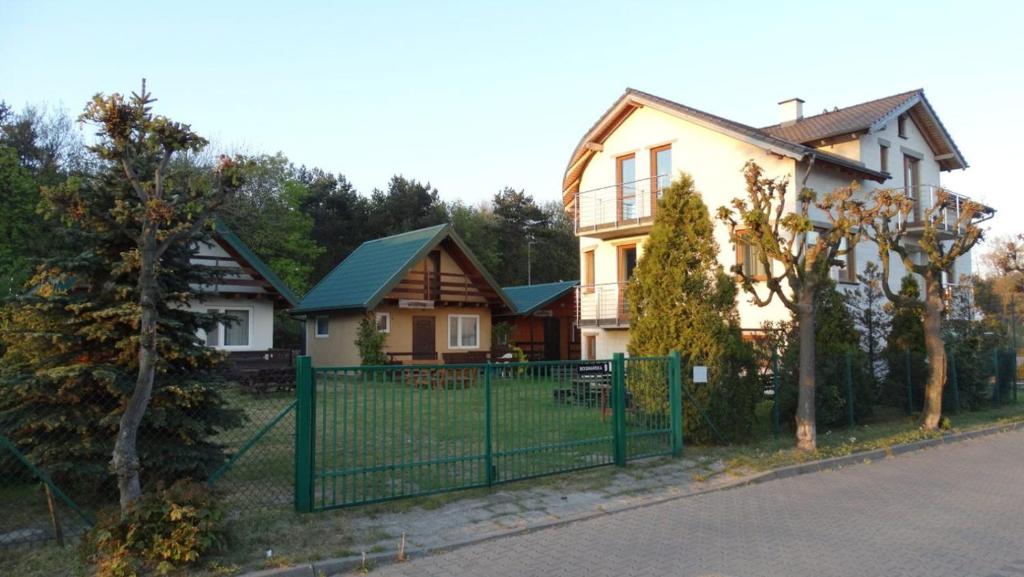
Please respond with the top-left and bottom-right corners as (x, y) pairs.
(577, 282), (631, 328)
(572, 178), (663, 238)
(898, 185), (993, 238)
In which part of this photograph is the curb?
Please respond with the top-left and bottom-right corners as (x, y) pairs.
(240, 419), (1024, 577)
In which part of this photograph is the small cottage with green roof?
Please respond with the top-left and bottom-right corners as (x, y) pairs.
(293, 224), (514, 366)
(498, 280), (580, 361)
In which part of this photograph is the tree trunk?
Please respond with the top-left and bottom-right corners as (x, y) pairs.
(795, 286), (817, 451)
(921, 271), (946, 430)
(111, 233), (160, 512)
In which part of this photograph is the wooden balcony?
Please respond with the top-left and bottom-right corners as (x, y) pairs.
(386, 270), (489, 305)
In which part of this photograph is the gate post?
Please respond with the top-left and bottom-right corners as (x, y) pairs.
(948, 348), (960, 414)
(669, 351), (683, 457)
(905, 349), (913, 415)
(612, 353), (627, 467)
(484, 362), (495, 485)
(295, 355), (314, 513)
(993, 348), (1001, 407)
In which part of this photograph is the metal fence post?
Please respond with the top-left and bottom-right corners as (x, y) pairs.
(772, 348), (780, 436)
(844, 350), (855, 429)
(294, 355), (314, 513)
(669, 351), (683, 457)
(612, 353), (627, 467)
(905, 349), (913, 415)
(948, 350), (960, 414)
(484, 362), (495, 485)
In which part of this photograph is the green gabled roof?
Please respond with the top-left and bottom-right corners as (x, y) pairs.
(292, 223), (513, 315)
(213, 218), (300, 306)
(502, 280), (578, 315)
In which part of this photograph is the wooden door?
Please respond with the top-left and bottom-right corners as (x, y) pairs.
(412, 316), (436, 360)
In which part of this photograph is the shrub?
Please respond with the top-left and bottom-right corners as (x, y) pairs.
(880, 275), (926, 410)
(84, 480), (227, 577)
(355, 315), (388, 365)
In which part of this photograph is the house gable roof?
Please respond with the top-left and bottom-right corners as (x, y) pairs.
(292, 224), (513, 315)
(562, 88), (918, 205)
(761, 89), (967, 171)
(212, 218), (300, 306)
(502, 280), (578, 315)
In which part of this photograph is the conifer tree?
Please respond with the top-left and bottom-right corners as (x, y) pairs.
(628, 174), (759, 443)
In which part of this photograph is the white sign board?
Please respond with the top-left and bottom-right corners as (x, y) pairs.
(693, 366), (708, 383)
(399, 299), (435, 309)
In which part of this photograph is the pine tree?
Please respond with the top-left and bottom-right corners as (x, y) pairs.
(628, 174), (759, 443)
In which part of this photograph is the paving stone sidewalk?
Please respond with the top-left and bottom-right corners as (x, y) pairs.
(343, 454), (748, 555)
(366, 429), (1024, 577)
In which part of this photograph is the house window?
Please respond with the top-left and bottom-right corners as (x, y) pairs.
(375, 312), (391, 333)
(618, 244), (638, 282)
(205, 308), (251, 348)
(650, 145), (672, 196)
(448, 314), (480, 349)
(585, 335), (597, 360)
(880, 143), (889, 173)
(735, 233), (768, 280)
(898, 114), (907, 138)
(617, 154), (636, 220)
(315, 315), (330, 338)
(223, 309), (250, 347)
(834, 237), (857, 284)
(583, 249), (595, 293)
(904, 155), (921, 219)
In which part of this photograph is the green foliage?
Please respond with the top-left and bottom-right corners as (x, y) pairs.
(218, 153), (324, 296)
(355, 316), (388, 366)
(627, 174), (759, 443)
(881, 275), (927, 409)
(847, 262), (890, 391)
(84, 480), (227, 576)
(944, 286), (1006, 410)
(778, 280), (873, 426)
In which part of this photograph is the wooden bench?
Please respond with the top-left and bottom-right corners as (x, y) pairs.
(441, 352), (490, 389)
(226, 350), (296, 394)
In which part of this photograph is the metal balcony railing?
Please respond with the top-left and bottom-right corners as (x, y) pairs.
(897, 185), (980, 235)
(576, 282), (631, 327)
(572, 176), (668, 235)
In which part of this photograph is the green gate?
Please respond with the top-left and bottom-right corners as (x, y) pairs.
(295, 352), (682, 511)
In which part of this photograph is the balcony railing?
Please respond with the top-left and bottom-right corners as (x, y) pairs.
(572, 177), (667, 236)
(898, 185), (986, 235)
(576, 282), (631, 328)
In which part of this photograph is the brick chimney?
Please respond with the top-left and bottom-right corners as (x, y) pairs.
(778, 98), (804, 125)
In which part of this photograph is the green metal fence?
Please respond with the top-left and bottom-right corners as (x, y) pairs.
(295, 352), (683, 511)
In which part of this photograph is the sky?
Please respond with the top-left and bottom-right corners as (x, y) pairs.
(2, 0), (1023, 251)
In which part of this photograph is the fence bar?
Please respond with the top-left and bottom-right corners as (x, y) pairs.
(948, 351), (960, 414)
(612, 353), (626, 467)
(669, 351), (683, 457)
(844, 350), (855, 429)
(772, 349), (780, 436)
(294, 355), (314, 512)
(484, 362), (495, 485)
(0, 434), (94, 526)
(905, 349), (914, 415)
(993, 348), (1001, 407)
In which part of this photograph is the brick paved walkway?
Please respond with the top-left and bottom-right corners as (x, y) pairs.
(370, 430), (1024, 577)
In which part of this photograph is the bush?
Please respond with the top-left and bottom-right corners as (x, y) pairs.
(84, 480), (227, 577)
(355, 315), (388, 365)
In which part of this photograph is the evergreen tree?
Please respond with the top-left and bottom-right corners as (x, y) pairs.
(627, 174), (759, 443)
(0, 194), (243, 499)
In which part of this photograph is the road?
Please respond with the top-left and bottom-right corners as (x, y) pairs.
(371, 429), (1024, 577)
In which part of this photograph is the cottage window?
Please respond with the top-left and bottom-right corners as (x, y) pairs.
(448, 314), (480, 349)
(315, 315), (330, 338)
(223, 309), (250, 347)
(375, 312), (391, 333)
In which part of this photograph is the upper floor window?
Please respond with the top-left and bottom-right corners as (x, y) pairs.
(583, 249), (595, 293)
(650, 145), (672, 196)
(617, 154), (636, 220)
(897, 114), (908, 138)
(618, 244), (637, 282)
(880, 143), (889, 173)
(735, 233), (768, 280)
(833, 236), (857, 284)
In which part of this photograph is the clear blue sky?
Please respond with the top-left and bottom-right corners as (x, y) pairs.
(2, 0), (1022, 243)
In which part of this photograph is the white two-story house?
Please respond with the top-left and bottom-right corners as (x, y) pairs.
(564, 88), (989, 359)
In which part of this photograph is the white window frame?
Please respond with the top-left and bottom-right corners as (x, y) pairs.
(206, 306), (253, 350)
(315, 315), (330, 338)
(448, 314), (480, 349)
(375, 312), (391, 334)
